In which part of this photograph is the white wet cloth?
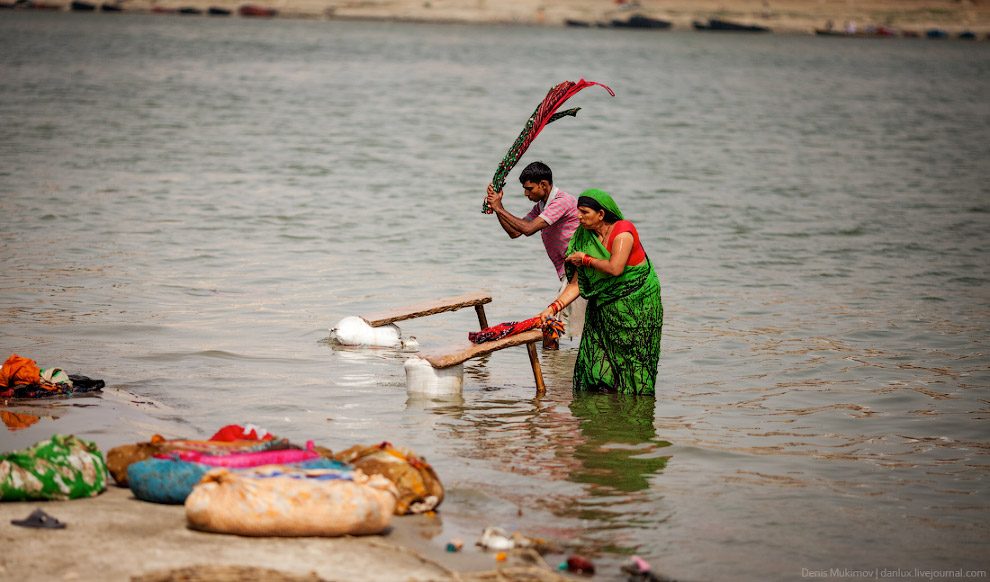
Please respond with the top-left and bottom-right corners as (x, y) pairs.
(329, 316), (403, 347)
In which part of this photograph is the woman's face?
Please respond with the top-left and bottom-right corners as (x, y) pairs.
(577, 206), (606, 229)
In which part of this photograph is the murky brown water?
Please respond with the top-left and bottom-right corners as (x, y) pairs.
(1, 12), (988, 581)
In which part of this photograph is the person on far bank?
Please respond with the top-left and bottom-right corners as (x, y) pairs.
(539, 189), (663, 395)
(485, 161), (587, 350)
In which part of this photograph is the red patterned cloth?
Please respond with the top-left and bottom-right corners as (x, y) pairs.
(468, 316), (565, 344)
(483, 79), (614, 213)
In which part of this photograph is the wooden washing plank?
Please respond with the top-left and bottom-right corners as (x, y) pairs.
(418, 329), (543, 368)
(359, 292), (492, 328)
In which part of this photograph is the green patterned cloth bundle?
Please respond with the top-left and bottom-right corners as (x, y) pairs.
(1, 434), (108, 501)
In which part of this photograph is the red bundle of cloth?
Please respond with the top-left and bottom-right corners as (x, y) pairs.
(210, 424), (275, 442)
(468, 316), (565, 344)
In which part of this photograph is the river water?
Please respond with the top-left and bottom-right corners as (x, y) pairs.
(1, 11), (988, 582)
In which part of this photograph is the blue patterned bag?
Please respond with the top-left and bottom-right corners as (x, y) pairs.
(127, 456), (347, 504)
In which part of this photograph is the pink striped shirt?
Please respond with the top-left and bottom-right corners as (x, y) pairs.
(525, 187), (580, 279)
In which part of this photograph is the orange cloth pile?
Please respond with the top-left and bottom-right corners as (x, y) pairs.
(0, 354), (41, 390)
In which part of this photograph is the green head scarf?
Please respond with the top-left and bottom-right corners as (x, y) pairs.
(566, 188), (624, 267)
(577, 189), (623, 220)
(565, 188), (654, 300)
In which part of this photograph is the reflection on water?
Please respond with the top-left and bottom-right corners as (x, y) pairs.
(420, 381), (673, 564)
(568, 393), (670, 493)
(560, 393), (673, 559)
(1, 410), (41, 431)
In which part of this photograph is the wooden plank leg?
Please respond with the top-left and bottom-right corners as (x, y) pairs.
(474, 304), (489, 330)
(526, 342), (546, 395)
(421, 329), (542, 369)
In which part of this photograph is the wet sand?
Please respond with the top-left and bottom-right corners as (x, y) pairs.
(0, 486), (449, 582)
(0, 397), (537, 582)
(31, 0), (990, 35)
(0, 483), (576, 582)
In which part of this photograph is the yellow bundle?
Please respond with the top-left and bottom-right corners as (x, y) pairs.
(333, 442), (443, 515)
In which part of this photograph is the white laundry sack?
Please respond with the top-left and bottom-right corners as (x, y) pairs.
(404, 357), (462, 395)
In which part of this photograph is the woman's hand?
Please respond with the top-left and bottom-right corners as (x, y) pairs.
(541, 277), (580, 320)
(565, 252), (586, 266)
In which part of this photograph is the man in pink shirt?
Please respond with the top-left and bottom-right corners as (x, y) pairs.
(486, 161), (587, 350)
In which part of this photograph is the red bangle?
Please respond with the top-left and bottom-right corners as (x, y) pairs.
(548, 300), (563, 315)
(582, 254), (594, 267)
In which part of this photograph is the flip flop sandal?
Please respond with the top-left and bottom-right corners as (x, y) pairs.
(11, 508), (66, 529)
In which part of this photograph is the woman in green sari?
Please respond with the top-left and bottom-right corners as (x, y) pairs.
(539, 189), (663, 395)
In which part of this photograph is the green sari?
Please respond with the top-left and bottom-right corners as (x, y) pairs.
(565, 189), (663, 395)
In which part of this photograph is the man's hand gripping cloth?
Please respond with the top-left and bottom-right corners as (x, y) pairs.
(468, 316), (565, 344)
(483, 79), (614, 213)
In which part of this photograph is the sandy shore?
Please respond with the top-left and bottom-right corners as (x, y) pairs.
(0, 482), (569, 582)
(0, 486), (439, 582)
(0, 395), (574, 582)
(13, 0), (990, 35)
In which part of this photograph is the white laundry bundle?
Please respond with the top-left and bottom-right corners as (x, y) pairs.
(403, 357), (462, 394)
(328, 316), (415, 348)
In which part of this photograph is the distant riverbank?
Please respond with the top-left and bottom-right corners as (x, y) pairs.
(9, 0), (990, 36)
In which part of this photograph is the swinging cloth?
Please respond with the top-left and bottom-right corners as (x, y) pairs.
(566, 189), (663, 395)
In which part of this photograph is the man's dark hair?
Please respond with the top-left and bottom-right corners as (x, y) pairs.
(518, 161), (553, 186)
